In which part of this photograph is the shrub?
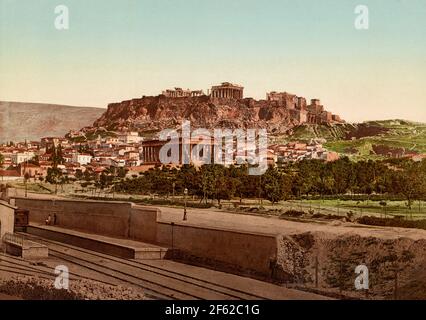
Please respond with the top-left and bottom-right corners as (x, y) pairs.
(357, 216), (426, 230)
(346, 211), (355, 220)
(312, 213), (326, 219)
(280, 210), (304, 218)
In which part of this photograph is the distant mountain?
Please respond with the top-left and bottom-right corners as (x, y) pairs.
(276, 120), (426, 160)
(0, 101), (105, 143)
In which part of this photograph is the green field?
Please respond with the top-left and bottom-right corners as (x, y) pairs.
(273, 120), (426, 161)
(230, 199), (426, 220)
(10, 182), (53, 194)
(293, 199), (426, 219)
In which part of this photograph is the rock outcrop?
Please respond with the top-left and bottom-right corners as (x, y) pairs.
(91, 95), (341, 135)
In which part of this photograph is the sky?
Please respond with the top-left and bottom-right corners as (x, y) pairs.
(0, 0), (425, 122)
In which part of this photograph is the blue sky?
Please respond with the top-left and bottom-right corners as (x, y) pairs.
(1, 0), (425, 122)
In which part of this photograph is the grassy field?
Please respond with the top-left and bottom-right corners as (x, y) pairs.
(292, 199), (426, 219)
(10, 182), (53, 194)
(272, 120), (426, 161)
(222, 199), (426, 220)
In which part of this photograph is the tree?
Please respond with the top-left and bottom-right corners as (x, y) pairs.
(293, 159), (324, 196)
(75, 169), (83, 181)
(46, 167), (63, 194)
(391, 161), (424, 218)
(59, 175), (69, 192)
(142, 166), (173, 196)
(28, 155), (40, 166)
(95, 172), (111, 196)
(199, 165), (215, 203)
(318, 169), (334, 197)
(176, 164), (199, 195)
(262, 167), (286, 205)
(330, 157), (354, 195)
(117, 167), (128, 178)
(24, 172), (30, 197)
(51, 145), (65, 167)
(213, 165), (235, 205)
(227, 165), (247, 203)
(0, 154), (4, 182)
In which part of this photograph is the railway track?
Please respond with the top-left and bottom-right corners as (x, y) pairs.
(0, 253), (119, 287)
(0, 255), (54, 280)
(20, 233), (268, 300)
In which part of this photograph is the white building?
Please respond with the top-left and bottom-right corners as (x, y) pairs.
(117, 132), (143, 144)
(12, 152), (35, 164)
(72, 153), (93, 165)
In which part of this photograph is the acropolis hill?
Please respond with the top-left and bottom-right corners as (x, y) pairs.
(90, 82), (344, 135)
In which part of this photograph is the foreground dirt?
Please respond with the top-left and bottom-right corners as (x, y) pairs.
(159, 207), (426, 299)
(158, 206), (426, 240)
(0, 275), (145, 300)
(276, 232), (426, 299)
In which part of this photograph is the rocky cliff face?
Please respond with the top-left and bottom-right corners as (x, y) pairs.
(92, 95), (302, 135)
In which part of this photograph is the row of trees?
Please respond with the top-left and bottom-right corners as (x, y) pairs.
(113, 157), (426, 205)
(44, 165), (128, 195)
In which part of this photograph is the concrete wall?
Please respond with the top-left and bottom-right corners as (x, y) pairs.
(15, 197), (132, 238)
(14, 197), (278, 276)
(0, 200), (16, 239)
(14, 198), (160, 242)
(157, 222), (277, 276)
(5, 240), (48, 259)
(26, 226), (136, 259)
(1, 187), (24, 200)
(129, 205), (158, 243)
(22, 243), (49, 260)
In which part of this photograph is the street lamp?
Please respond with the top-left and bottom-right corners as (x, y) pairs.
(24, 159), (28, 198)
(172, 182), (176, 199)
(183, 188), (188, 221)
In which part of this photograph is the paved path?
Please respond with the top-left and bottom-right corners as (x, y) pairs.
(157, 206), (426, 241)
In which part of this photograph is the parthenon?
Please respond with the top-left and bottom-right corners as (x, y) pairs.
(157, 83), (343, 125)
(162, 87), (204, 98)
(211, 82), (244, 99)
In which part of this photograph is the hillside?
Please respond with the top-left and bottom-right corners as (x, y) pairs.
(88, 94), (343, 138)
(274, 120), (426, 160)
(91, 95), (300, 135)
(0, 101), (105, 143)
(88, 93), (425, 161)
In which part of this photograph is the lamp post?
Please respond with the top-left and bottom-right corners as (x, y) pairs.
(172, 182), (175, 199)
(24, 159), (30, 198)
(183, 188), (188, 221)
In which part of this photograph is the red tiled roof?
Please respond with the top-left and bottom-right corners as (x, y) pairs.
(22, 163), (40, 168)
(0, 170), (21, 177)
